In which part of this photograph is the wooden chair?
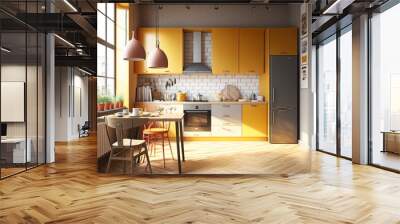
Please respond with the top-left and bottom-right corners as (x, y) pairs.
(143, 121), (174, 168)
(105, 116), (152, 174)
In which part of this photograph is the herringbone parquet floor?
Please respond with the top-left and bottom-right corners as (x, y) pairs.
(1, 136), (400, 223)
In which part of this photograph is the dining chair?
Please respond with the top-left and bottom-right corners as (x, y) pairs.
(143, 121), (174, 168)
(105, 116), (152, 174)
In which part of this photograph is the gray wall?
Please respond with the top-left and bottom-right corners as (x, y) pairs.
(138, 5), (300, 27)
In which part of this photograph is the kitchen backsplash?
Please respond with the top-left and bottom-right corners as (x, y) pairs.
(137, 74), (259, 101)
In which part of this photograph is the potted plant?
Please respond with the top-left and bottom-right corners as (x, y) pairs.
(97, 96), (105, 111)
(103, 96), (113, 110)
(115, 96), (124, 108)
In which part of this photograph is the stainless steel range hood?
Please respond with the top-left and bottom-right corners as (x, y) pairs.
(184, 32), (211, 73)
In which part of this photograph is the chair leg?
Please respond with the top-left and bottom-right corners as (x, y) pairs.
(106, 150), (113, 173)
(167, 133), (174, 160)
(162, 134), (166, 168)
(143, 144), (152, 174)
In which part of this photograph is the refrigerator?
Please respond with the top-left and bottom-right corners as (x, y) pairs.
(269, 56), (298, 144)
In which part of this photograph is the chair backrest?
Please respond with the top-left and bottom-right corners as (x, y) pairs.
(105, 116), (148, 147)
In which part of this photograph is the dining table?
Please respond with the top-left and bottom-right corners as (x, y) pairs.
(107, 112), (186, 174)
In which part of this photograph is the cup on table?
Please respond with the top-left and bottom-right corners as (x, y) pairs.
(131, 108), (142, 116)
(123, 108), (129, 115)
(256, 96), (264, 102)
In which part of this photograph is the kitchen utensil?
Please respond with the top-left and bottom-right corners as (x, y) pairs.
(176, 91), (187, 101)
(221, 85), (240, 101)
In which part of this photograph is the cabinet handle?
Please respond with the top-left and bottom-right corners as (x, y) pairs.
(249, 70), (255, 73)
(222, 105), (230, 108)
(223, 70), (230, 73)
(223, 115), (230, 118)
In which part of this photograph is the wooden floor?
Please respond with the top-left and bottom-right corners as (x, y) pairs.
(1, 136), (400, 223)
(109, 140), (312, 175)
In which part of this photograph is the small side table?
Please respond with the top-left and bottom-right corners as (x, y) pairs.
(381, 131), (400, 154)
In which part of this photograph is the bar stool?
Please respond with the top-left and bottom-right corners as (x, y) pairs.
(105, 116), (152, 174)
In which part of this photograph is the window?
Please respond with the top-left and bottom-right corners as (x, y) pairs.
(316, 25), (353, 159)
(339, 27), (352, 158)
(97, 3), (115, 97)
(370, 3), (400, 171)
(317, 35), (337, 155)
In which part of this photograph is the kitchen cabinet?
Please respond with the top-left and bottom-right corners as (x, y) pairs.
(269, 28), (297, 55)
(135, 28), (183, 74)
(242, 104), (267, 137)
(212, 28), (239, 74)
(239, 29), (265, 74)
(158, 28), (183, 74)
(211, 104), (242, 137)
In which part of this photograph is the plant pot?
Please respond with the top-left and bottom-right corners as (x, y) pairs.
(110, 103), (114, 110)
(104, 103), (112, 110)
(118, 101), (124, 108)
(97, 103), (105, 111)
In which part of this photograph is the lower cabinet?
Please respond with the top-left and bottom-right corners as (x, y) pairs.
(211, 104), (242, 137)
(242, 104), (268, 137)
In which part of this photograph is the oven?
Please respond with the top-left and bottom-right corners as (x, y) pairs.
(183, 104), (211, 133)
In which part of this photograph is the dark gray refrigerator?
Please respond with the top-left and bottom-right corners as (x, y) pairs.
(269, 56), (298, 144)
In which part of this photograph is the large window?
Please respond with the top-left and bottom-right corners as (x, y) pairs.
(97, 3), (115, 97)
(370, 3), (400, 171)
(317, 36), (337, 154)
(317, 26), (353, 159)
(339, 27), (352, 158)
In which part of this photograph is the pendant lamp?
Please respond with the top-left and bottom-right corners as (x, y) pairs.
(123, 31), (146, 61)
(148, 5), (168, 68)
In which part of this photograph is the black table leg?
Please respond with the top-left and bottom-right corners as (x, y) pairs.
(175, 121), (182, 174)
(179, 120), (185, 161)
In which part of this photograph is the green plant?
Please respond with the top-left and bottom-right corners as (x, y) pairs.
(97, 96), (106, 104)
(102, 96), (113, 103)
(116, 95), (123, 102)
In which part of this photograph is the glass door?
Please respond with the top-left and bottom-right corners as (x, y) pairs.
(370, 3), (400, 171)
(317, 35), (337, 154)
(339, 27), (353, 158)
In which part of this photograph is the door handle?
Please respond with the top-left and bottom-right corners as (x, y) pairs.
(272, 111), (275, 125)
(272, 88), (276, 104)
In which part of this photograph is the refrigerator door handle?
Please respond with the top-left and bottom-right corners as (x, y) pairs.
(272, 88), (276, 104)
(272, 110), (275, 125)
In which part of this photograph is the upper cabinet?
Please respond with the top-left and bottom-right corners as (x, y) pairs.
(212, 28), (239, 74)
(134, 28), (183, 74)
(159, 28), (184, 74)
(239, 29), (265, 75)
(269, 28), (298, 55)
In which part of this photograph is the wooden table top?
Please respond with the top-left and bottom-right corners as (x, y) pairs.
(106, 113), (184, 121)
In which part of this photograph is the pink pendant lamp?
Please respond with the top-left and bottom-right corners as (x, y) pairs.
(148, 41), (168, 68)
(123, 31), (146, 61)
(148, 5), (168, 69)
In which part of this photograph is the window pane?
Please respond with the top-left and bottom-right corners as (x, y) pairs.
(98, 3), (106, 13)
(107, 78), (115, 96)
(97, 77), (106, 96)
(371, 3), (400, 171)
(107, 47), (115, 78)
(107, 3), (115, 20)
(107, 18), (115, 44)
(317, 37), (337, 154)
(340, 29), (352, 158)
(97, 43), (106, 77)
(97, 11), (105, 40)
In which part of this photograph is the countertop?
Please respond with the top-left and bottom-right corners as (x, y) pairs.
(136, 100), (268, 105)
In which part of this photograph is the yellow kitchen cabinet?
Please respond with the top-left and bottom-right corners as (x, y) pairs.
(239, 29), (264, 74)
(269, 28), (297, 55)
(159, 28), (183, 74)
(242, 104), (268, 137)
(134, 28), (183, 74)
(212, 28), (239, 74)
